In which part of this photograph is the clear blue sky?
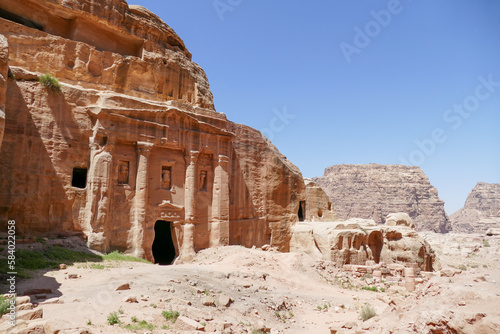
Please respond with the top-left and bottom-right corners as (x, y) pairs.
(132, 0), (500, 215)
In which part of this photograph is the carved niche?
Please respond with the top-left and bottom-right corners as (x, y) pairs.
(161, 166), (172, 190)
(199, 170), (207, 191)
(117, 160), (130, 185)
(197, 154), (212, 192)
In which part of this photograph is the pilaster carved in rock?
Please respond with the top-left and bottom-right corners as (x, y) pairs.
(210, 155), (230, 247)
(129, 141), (153, 258)
(184, 150), (199, 222)
(84, 132), (116, 251)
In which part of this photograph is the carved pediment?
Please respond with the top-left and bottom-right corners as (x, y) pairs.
(158, 200), (185, 221)
(158, 200), (184, 211)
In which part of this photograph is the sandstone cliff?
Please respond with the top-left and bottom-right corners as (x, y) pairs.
(0, 0), (212, 108)
(0, 0), (309, 261)
(450, 182), (500, 234)
(313, 164), (450, 233)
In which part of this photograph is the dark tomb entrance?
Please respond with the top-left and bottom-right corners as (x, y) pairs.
(298, 201), (306, 222)
(72, 167), (87, 189)
(152, 220), (176, 265)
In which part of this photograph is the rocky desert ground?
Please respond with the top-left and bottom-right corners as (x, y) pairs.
(1, 232), (500, 334)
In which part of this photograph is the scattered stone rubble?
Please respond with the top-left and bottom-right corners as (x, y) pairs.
(340, 262), (428, 293)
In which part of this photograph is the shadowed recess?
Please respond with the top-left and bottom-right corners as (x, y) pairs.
(152, 220), (176, 265)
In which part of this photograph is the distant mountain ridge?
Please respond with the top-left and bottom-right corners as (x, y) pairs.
(313, 164), (450, 233)
(451, 182), (500, 233)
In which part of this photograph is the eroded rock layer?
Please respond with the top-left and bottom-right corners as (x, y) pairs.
(0, 0), (308, 261)
(313, 164), (450, 233)
(451, 182), (500, 234)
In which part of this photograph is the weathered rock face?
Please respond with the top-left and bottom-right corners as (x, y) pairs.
(0, 0), (211, 108)
(313, 164), (451, 233)
(0, 0), (306, 262)
(290, 216), (437, 271)
(451, 182), (500, 234)
(226, 124), (306, 252)
(303, 178), (337, 222)
(386, 212), (415, 229)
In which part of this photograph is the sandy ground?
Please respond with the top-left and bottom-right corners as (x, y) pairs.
(2, 232), (500, 334)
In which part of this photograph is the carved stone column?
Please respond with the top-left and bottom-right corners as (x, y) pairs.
(179, 223), (195, 262)
(84, 132), (115, 252)
(210, 155), (230, 247)
(129, 141), (153, 258)
(184, 150), (199, 222)
(180, 150), (199, 262)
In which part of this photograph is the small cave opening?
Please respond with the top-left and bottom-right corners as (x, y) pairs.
(298, 201), (305, 222)
(152, 220), (176, 265)
(167, 35), (185, 51)
(368, 231), (383, 264)
(0, 8), (43, 31)
(72, 167), (87, 189)
(419, 247), (433, 271)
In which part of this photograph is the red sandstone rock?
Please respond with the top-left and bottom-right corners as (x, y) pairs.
(0, 0), (308, 262)
(115, 283), (130, 291)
